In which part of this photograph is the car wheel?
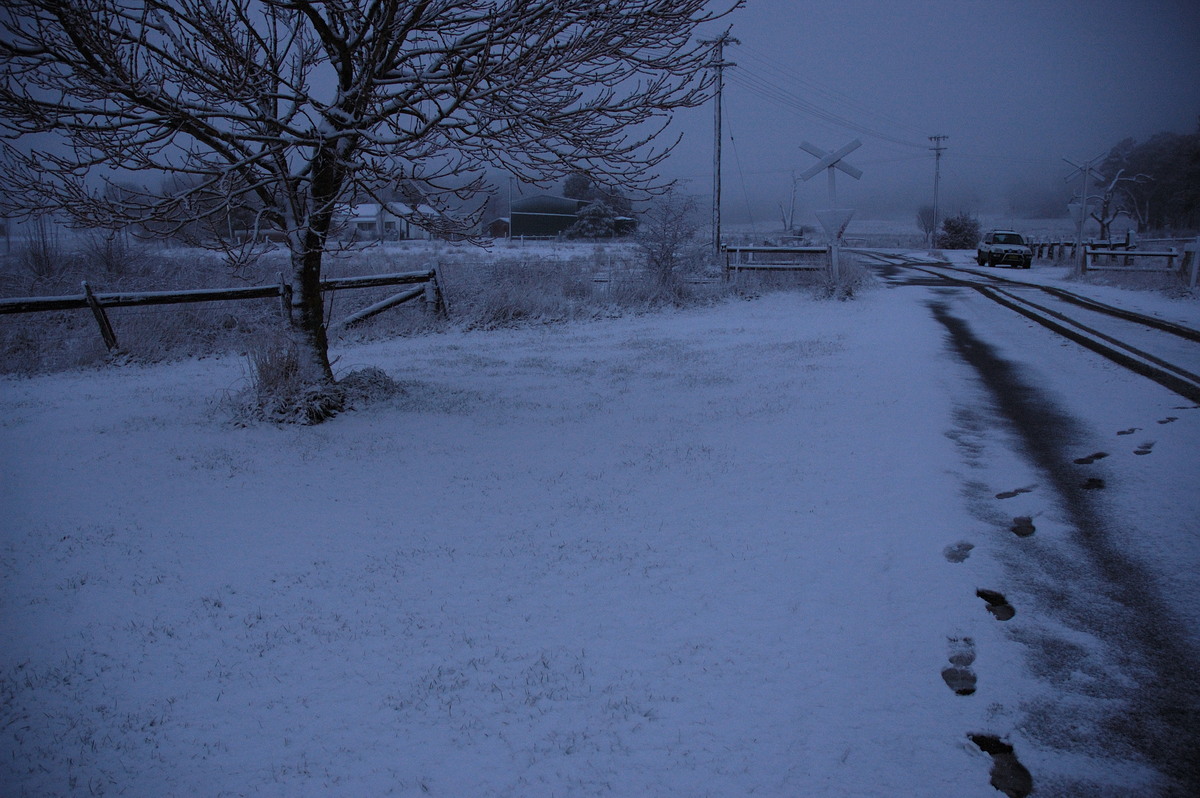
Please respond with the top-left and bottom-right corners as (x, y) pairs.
(977, 255), (987, 266)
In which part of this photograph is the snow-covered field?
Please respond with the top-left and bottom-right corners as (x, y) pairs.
(2, 256), (1198, 796)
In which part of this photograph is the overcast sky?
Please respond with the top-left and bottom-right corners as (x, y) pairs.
(665, 0), (1200, 223)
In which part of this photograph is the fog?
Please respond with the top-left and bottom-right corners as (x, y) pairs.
(661, 0), (1200, 225)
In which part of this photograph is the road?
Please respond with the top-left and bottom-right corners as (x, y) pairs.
(863, 254), (1200, 796)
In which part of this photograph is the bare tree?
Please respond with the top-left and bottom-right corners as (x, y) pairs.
(636, 188), (703, 297)
(0, 0), (740, 400)
(1087, 169), (1151, 240)
(916, 205), (936, 244)
(778, 170), (799, 235)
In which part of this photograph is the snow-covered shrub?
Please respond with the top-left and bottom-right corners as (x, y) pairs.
(812, 256), (874, 301)
(564, 201), (616, 239)
(935, 212), (982, 249)
(634, 190), (709, 303)
(338, 366), (404, 407)
(242, 335), (344, 424)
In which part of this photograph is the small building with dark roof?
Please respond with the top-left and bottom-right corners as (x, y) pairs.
(508, 195), (588, 238)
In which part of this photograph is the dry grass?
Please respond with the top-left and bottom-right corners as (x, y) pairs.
(0, 233), (870, 377)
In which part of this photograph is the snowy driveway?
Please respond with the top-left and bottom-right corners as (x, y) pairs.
(2, 278), (1198, 796)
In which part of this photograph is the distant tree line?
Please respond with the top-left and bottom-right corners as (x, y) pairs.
(1101, 122), (1200, 233)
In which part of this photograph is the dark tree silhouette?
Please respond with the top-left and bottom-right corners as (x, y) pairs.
(0, 0), (740, 409)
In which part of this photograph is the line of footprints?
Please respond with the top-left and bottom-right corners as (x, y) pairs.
(935, 413), (1186, 798)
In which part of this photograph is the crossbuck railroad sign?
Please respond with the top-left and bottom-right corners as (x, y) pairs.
(799, 139), (863, 207)
(800, 139), (864, 248)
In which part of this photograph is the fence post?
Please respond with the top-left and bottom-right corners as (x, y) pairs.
(425, 265), (447, 316)
(1190, 237), (1200, 290)
(81, 281), (118, 351)
(278, 273), (293, 322)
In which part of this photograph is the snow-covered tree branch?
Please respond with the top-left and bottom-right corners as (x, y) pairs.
(0, 0), (740, 401)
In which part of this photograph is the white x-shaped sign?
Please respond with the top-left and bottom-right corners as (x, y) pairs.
(799, 139), (863, 181)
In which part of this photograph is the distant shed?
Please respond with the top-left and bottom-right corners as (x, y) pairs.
(509, 195), (588, 238)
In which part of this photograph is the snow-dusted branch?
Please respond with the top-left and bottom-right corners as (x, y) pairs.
(0, 0), (742, 391)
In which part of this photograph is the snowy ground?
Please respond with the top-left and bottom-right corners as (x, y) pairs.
(2, 256), (1198, 796)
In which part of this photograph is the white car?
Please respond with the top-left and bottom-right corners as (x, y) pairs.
(977, 230), (1032, 268)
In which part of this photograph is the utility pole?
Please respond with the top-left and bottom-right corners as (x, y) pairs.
(1064, 153), (1106, 273)
(702, 30), (738, 259)
(929, 135), (948, 244)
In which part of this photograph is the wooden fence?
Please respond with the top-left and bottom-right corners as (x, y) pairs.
(1083, 237), (1199, 284)
(1028, 239), (1079, 261)
(1028, 235), (1200, 286)
(723, 245), (829, 282)
(0, 268), (443, 351)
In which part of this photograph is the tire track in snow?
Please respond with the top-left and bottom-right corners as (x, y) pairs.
(930, 299), (1200, 796)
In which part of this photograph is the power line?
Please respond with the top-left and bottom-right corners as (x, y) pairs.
(726, 70), (924, 150)
(724, 98), (758, 235)
(737, 46), (929, 140)
(726, 53), (927, 150)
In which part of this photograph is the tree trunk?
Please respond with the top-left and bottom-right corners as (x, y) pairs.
(290, 242), (335, 385)
(288, 146), (344, 387)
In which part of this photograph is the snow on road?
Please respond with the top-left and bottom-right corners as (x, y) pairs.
(2, 272), (1197, 796)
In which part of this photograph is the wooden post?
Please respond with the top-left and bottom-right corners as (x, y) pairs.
(82, 281), (118, 351)
(278, 273), (293, 322)
(425, 266), (447, 316)
(1190, 237), (1200, 290)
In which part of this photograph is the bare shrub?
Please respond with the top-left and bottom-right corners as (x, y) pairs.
(338, 366), (404, 407)
(0, 310), (107, 374)
(811, 256), (874, 301)
(443, 257), (601, 328)
(79, 229), (145, 278)
(16, 217), (74, 287)
(732, 269), (818, 297)
(242, 334), (344, 425)
(635, 190), (710, 303)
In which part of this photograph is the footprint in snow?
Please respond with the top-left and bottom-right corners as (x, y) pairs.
(1080, 477), (1106, 490)
(1116, 428), (1140, 436)
(941, 637), (977, 696)
(1010, 516), (1035, 537)
(1157, 416), (1178, 425)
(977, 589), (1016, 621)
(969, 734), (1033, 798)
(994, 485), (1035, 500)
(943, 541), (974, 563)
(1073, 451), (1108, 465)
(1134, 441), (1155, 456)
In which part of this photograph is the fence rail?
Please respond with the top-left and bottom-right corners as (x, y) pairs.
(1083, 237), (1199, 285)
(0, 267), (442, 352)
(0, 269), (436, 314)
(723, 245), (829, 281)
